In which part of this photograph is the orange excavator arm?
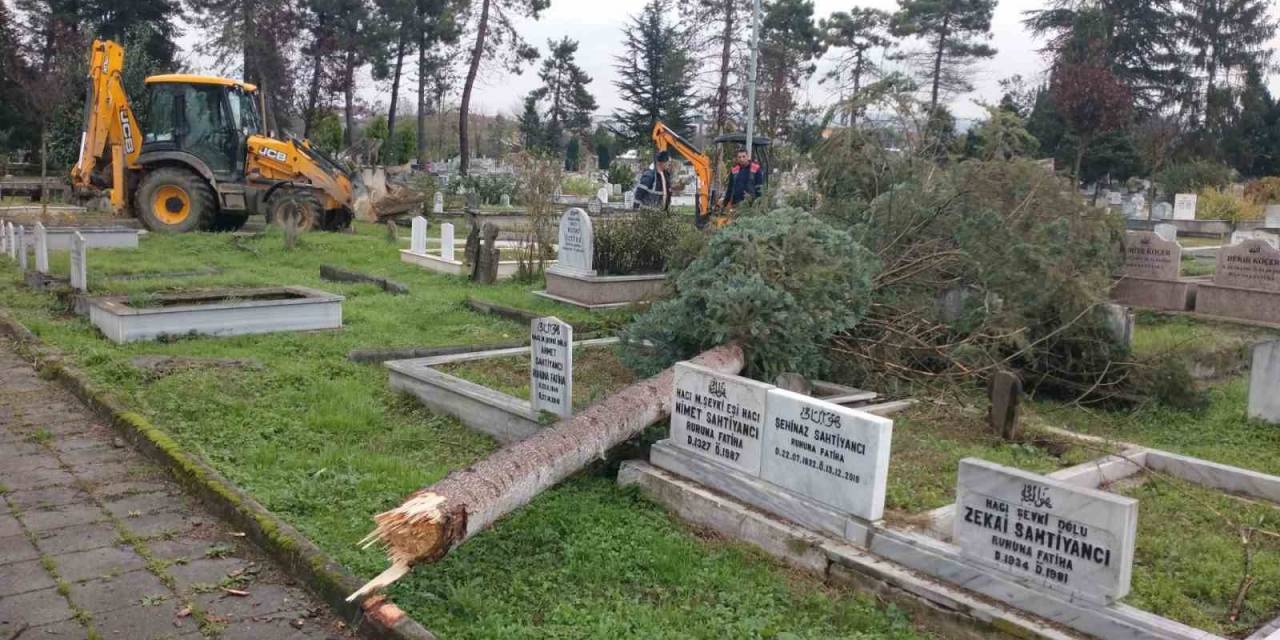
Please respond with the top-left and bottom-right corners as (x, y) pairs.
(71, 39), (143, 215)
(651, 121), (712, 218)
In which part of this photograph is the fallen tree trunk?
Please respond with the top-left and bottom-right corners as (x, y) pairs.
(349, 343), (745, 601)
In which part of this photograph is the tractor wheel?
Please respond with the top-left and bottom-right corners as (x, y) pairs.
(209, 212), (250, 232)
(135, 168), (214, 233)
(269, 191), (320, 232)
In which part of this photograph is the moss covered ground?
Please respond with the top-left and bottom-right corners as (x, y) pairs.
(0, 223), (927, 639)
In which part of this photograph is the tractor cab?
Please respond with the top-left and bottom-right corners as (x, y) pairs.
(140, 75), (262, 180)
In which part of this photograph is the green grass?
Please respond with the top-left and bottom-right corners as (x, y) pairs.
(883, 402), (1100, 516)
(1117, 475), (1280, 636)
(0, 223), (928, 638)
(441, 346), (635, 411)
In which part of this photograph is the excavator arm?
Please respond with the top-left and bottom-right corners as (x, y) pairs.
(71, 39), (142, 214)
(651, 121), (712, 219)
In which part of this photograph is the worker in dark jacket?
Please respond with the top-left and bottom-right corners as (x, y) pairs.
(722, 147), (763, 209)
(635, 151), (673, 211)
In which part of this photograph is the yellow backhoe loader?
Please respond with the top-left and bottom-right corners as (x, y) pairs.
(71, 39), (357, 233)
(650, 121), (770, 228)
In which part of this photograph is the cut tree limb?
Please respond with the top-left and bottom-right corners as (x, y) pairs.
(348, 343), (745, 601)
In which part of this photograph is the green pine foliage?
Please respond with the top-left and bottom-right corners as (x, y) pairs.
(620, 208), (879, 379)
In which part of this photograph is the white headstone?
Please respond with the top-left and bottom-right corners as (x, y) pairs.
(69, 232), (87, 292)
(597, 187), (610, 204)
(1173, 193), (1197, 220)
(410, 216), (428, 254)
(953, 458), (1137, 604)
(624, 190), (635, 209)
(16, 225), (26, 271)
(669, 363), (770, 475)
(612, 183), (621, 196)
(1152, 223), (1177, 243)
(1249, 341), (1280, 424)
(433, 191), (444, 214)
(5, 223), (13, 259)
(500, 194), (511, 207)
(34, 222), (48, 274)
(440, 223), (455, 262)
(1107, 192), (1122, 206)
(1152, 202), (1172, 220)
(551, 208), (594, 275)
(1266, 205), (1280, 229)
(0, 221), (7, 255)
(530, 316), (573, 418)
(760, 389), (893, 521)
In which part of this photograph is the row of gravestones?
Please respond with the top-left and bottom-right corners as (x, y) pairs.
(656, 362), (1137, 604)
(407, 208), (596, 276)
(429, 189), (635, 216)
(1113, 193), (1200, 221)
(0, 221), (87, 292)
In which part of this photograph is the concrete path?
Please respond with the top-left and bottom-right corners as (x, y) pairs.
(0, 340), (355, 640)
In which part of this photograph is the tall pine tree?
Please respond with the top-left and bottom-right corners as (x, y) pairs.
(821, 8), (894, 126)
(756, 0), (822, 139)
(1177, 0), (1276, 139)
(528, 37), (597, 158)
(612, 0), (699, 145)
(890, 0), (997, 115)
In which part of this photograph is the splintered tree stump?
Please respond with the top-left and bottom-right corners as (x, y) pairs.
(348, 343), (746, 601)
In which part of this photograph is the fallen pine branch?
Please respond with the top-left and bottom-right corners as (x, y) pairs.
(348, 343), (745, 601)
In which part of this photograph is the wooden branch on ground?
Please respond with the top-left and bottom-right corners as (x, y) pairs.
(347, 343), (746, 601)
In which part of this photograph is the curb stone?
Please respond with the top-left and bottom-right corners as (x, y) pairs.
(0, 307), (436, 640)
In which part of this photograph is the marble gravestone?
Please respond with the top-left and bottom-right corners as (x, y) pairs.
(433, 192), (444, 214)
(1152, 202), (1173, 221)
(34, 222), (48, 274)
(410, 216), (428, 254)
(597, 187), (610, 204)
(549, 208), (594, 276)
(1196, 239), (1280, 322)
(1266, 205), (1280, 229)
(1213, 239), (1280, 292)
(16, 225), (26, 271)
(1173, 193), (1197, 220)
(6, 223), (14, 259)
(1111, 231), (1191, 311)
(1107, 192), (1122, 207)
(624, 190), (635, 209)
(1249, 341), (1280, 424)
(530, 316), (573, 418)
(1120, 231), (1180, 280)
(953, 458), (1137, 604)
(440, 223), (455, 262)
(500, 194), (510, 207)
(69, 232), (87, 292)
(759, 389), (893, 520)
(1152, 223), (1177, 243)
(669, 362), (770, 475)
(0, 221), (7, 254)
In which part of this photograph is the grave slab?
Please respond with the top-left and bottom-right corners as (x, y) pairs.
(547, 208), (594, 276)
(669, 362), (770, 476)
(1195, 239), (1280, 323)
(952, 459), (1137, 604)
(1174, 193), (1197, 220)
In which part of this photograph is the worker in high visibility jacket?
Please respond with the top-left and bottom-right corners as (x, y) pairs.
(722, 147), (763, 209)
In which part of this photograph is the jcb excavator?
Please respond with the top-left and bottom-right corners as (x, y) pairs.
(650, 121), (770, 228)
(71, 39), (357, 233)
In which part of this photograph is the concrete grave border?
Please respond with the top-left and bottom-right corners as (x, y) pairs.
(399, 240), (557, 280)
(87, 285), (344, 344)
(386, 337), (619, 444)
(624, 430), (1280, 640)
(535, 270), (669, 311)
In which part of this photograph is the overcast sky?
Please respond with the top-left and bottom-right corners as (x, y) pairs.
(174, 0), (1280, 122)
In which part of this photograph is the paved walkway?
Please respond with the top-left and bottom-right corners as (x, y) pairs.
(0, 340), (355, 639)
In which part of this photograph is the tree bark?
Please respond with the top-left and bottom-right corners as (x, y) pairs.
(929, 13), (950, 115)
(303, 26), (325, 139)
(343, 50), (356, 148)
(387, 27), (407, 158)
(458, 0), (491, 177)
(711, 0), (736, 189)
(417, 32), (429, 167)
(347, 343), (746, 601)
